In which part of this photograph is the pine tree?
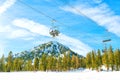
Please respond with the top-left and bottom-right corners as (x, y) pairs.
(18, 58), (24, 71)
(114, 49), (119, 71)
(81, 57), (86, 68)
(102, 48), (109, 71)
(6, 51), (13, 72)
(13, 58), (18, 71)
(0, 55), (5, 72)
(46, 55), (57, 71)
(108, 46), (114, 71)
(34, 57), (39, 71)
(91, 51), (96, 70)
(39, 53), (47, 71)
(96, 49), (102, 71)
(66, 52), (71, 70)
(52, 57), (57, 71)
(63, 54), (67, 71)
(49, 56), (55, 71)
(86, 52), (92, 69)
(24, 60), (33, 71)
(56, 56), (62, 71)
(71, 55), (76, 70)
(46, 56), (52, 71)
(118, 49), (120, 70)
(13, 58), (23, 71)
(75, 55), (80, 69)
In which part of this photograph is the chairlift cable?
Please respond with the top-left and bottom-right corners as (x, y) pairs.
(56, 1), (112, 41)
(17, 0), (66, 27)
(54, 0), (97, 24)
(17, 0), (62, 37)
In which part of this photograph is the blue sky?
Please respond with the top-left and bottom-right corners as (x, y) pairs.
(0, 0), (120, 56)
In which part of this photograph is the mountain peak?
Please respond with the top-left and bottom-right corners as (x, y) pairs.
(37, 41), (69, 54)
(16, 41), (82, 60)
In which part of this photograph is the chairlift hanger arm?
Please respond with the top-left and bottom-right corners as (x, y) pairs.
(102, 39), (111, 43)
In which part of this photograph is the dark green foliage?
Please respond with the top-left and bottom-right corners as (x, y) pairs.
(6, 51), (13, 72)
(62, 54), (67, 71)
(114, 49), (120, 71)
(71, 55), (76, 69)
(24, 59), (33, 71)
(1, 43), (120, 72)
(0, 55), (5, 72)
(91, 51), (96, 70)
(34, 57), (39, 71)
(66, 52), (71, 70)
(39, 54), (47, 71)
(86, 52), (92, 69)
(79, 57), (86, 68)
(46, 55), (53, 71)
(108, 46), (114, 71)
(85, 46), (120, 71)
(96, 49), (102, 71)
(102, 49), (109, 71)
(75, 55), (80, 69)
(13, 58), (24, 71)
(0, 41), (84, 72)
(56, 57), (62, 71)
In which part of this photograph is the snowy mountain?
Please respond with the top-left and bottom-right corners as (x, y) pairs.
(15, 41), (83, 60)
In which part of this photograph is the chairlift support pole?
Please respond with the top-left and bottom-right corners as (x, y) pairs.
(102, 29), (111, 53)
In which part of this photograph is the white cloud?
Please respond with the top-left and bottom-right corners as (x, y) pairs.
(0, 0), (16, 32)
(13, 18), (50, 37)
(61, 3), (120, 37)
(0, 0), (16, 14)
(0, 25), (13, 32)
(0, 25), (34, 39)
(22, 37), (34, 41)
(12, 18), (92, 55)
(10, 29), (34, 38)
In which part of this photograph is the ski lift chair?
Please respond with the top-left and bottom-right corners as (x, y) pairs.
(49, 20), (60, 37)
(49, 29), (60, 37)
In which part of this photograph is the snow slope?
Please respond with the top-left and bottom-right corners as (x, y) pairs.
(0, 71), (120, 80)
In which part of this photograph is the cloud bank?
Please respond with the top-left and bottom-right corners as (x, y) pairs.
(61, 3), (120, 37)
(0, 0), (16, 55)
(0, 0), (16, 14)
